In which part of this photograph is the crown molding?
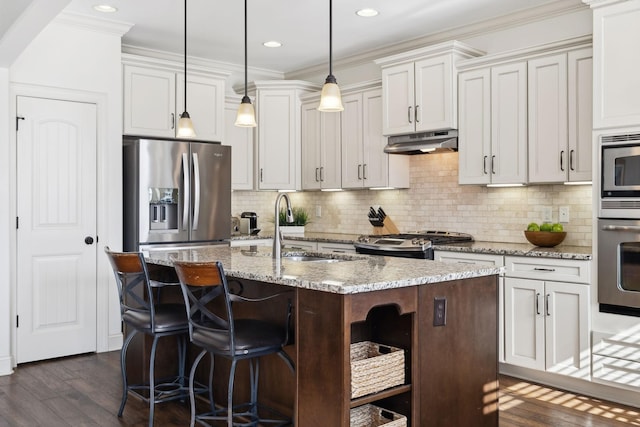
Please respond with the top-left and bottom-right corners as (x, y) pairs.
(286, 0), (588, 79)
(582, 0), (628, 8)
(55, 11), (134, 37)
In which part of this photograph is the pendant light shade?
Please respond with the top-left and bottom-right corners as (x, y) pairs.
(235, 0), (257, 127)
(318, 0), (343, 112)
(177, 0), (196, 138)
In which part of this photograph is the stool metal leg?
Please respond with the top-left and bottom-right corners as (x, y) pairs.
(189, 349), (208, 427)
(148, 334), (160, 427)
(118, 330), (137, 417)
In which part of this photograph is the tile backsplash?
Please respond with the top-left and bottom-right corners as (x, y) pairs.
(232, 152), (593, 247)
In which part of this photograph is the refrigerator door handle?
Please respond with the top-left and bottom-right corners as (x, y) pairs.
(192, 152), (200, 231)
(182, 152), (189, 231)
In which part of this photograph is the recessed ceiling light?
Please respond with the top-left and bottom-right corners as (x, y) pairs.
(93, 4), (118, 13)
(356, 8), (378, 17)
(263, 41), (282, 48)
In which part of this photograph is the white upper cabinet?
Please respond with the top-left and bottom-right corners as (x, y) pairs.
(457, 36), (592, 186)
(301, 100), (341, 190)
(123, 57), (227, 142)
(586, 0), (640, 129)
(253, 81), (318, 191)
(341, 87), (409, 189)
(376, 41), (484, 136)
(527, 49), (593, 183)
(224, 97), (254, 190)
(458, 62), (528, 185)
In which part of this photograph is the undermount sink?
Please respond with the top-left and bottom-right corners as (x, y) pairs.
(283, 255), (343, 263)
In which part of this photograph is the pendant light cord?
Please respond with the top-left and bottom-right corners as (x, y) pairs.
(329, 0), (333, 77)
(184, 0), (188, 112)
(244, 0), (248, 97)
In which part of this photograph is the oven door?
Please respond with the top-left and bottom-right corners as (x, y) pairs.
(598, 218), (640, 315)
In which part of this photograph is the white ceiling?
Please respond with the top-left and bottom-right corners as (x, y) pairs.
(63, 0), (576, 73)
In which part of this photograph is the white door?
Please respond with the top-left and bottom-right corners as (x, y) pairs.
(16, 96), (97, 364)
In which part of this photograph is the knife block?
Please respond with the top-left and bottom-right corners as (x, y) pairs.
(371, 216), (400, 235)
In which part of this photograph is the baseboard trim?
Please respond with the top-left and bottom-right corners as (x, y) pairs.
(0, 355), (14, 376)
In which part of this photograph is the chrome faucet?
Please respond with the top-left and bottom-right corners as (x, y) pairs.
(273, 193), (294, 259)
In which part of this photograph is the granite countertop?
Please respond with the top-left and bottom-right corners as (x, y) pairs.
(230, 233), (592, 260)
(145, 245), (501, 295)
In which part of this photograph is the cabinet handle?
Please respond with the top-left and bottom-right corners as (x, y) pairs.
(415, 105), (419, 123)
(260, 168), (263, 182)
(491, 155), (496, 175)
(533, 267), (556, 272)
(546, 293), (551, 316)
(320, 166), (324, 182)
(536, 292), (541, 315)
(358, 164), (362, 180)
(315, 167), (319, 182)
(569, 149), (575, 171)
(363, 164), (367, 180)
(560, 150), (565, 171)
(408, 106), (412, 124)
(483, 156), (488, 175)
(171, 113), (175, 130)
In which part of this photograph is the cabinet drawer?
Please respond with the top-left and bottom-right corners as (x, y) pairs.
(434, 251), (504, 268)
(593, 354), (640, 389)
(504, 256), (590, 284)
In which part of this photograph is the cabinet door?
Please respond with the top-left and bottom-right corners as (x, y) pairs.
(224, 102), (254, 190)
(504, 277), (545, 370)
(257, 90), (298, 190)
(177, 73), (224, 142)
(320, 111), (342, 189)
(381, 62), (415, 136)
(123, 65), (176, 137)
(361, 89), (389, 188)
(458, 69), (491, 185)
(341, 93), (364, 189)
(568, 48), (593, 183)
(414, 55), (454, 132)
(528, 54), (568, 183)
(301, 102), (322, 190)
(592, 1), (640, 129)
(545, 281), (590, 377)
(491, 62), (528, 184)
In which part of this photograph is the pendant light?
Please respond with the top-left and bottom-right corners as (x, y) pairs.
(318, 0), (344, 112)
(235, 0), (257, 127)
(177, 0), (196, 138)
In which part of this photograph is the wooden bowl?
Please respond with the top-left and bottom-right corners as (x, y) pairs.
(524, 231), (566, 247)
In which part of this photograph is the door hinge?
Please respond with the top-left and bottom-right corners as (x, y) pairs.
(16, 315), (19, 328)
(16, 116), (25, 131)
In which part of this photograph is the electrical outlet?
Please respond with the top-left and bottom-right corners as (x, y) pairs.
(559, 206), (569, 223)
(542, 206), (552, 223)
(315, 205), (322, 217)
(433, 297), (446, 327)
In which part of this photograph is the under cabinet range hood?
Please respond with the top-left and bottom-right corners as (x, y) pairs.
(384, 130), (458, 154)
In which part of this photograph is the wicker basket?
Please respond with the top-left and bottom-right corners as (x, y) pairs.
(350, 341), (405, 399)
(350, 404), (407, 427)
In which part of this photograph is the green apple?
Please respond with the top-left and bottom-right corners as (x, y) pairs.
(551, 223), (564, 232)
(540, 223), (553, 232)
(527, 222), (540, 231)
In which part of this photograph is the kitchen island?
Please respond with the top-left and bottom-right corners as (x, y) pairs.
(145, 245), (502, 427)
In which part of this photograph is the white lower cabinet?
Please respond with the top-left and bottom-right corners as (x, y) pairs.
(230, 239), (272, 247)
(504, 256), (591, 379)
(433, 250), (505, 362)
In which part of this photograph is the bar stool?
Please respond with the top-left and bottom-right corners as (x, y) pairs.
(104, 246), (189, 427)
(173, 260), (294, 427)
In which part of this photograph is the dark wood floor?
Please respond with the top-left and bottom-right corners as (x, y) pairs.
(1, 351), (640, 426)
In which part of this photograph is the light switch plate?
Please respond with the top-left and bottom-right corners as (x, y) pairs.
(559, 206), (569, 223)
(542, 206), (552, 223)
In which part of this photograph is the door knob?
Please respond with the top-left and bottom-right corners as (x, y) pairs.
(84, 236), (94, 245)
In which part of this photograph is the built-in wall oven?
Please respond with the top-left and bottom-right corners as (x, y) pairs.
(598, 132), (640, 315)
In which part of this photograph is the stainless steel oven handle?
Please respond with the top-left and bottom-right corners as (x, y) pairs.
(601, 225), (640, 232)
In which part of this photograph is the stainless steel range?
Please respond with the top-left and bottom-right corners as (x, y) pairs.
(354, 231), (474, 259)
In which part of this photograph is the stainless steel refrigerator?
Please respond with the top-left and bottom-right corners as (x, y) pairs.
(123, 136), (231, 251)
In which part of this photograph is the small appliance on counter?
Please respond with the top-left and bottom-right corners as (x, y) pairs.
(240, 212), (260, 235)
